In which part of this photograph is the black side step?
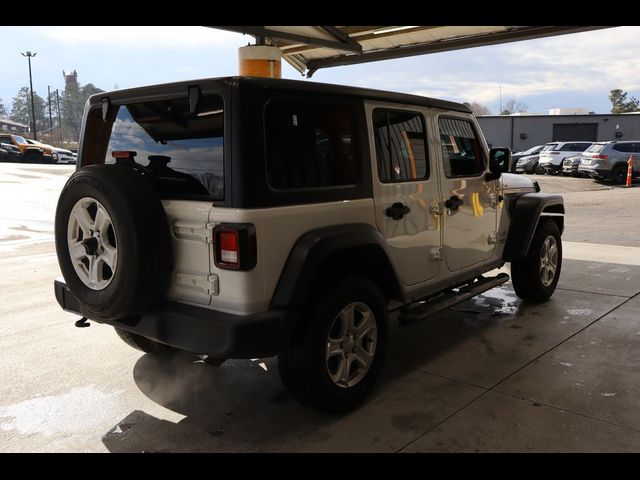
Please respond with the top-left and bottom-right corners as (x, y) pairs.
(398, 273), (510, 325)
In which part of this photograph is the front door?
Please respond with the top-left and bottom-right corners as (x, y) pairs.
(434, 112), (497, 272)
(367, 102), (442, 286)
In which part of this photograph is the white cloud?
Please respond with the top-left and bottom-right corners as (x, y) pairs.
(41, 26), (246, 49)
(331, 27), (640, 109)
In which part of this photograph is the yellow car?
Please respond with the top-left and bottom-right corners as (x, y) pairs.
(0, 134), (46, 162)
(25, 139), (55, 163)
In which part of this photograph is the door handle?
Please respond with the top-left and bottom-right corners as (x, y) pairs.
(445, 195), (464, 215)
(385, 202), (411, 220)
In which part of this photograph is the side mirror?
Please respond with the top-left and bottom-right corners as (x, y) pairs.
(487, 147), (512, 180)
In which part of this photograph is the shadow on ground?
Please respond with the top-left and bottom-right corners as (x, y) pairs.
(101, 286), (533, 452)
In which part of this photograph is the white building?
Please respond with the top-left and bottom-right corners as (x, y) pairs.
(547, 108), (593, 115)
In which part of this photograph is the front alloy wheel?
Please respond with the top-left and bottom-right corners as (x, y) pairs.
(511, 218), (562, 302)
(539, 236), (559, 287)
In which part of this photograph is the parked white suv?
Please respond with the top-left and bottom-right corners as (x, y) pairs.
(538, 141), (592, 175)
(54, 77), (564, 412)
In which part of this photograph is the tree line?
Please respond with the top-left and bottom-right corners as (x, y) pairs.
(0, 77), (103, 146)
(463, 89), (638, 116)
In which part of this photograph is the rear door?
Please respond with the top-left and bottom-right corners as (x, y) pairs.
(434, 112), (498, 272)
(367, 102), (442, 285)
(613, 143), (640, 172)
(100, 91), (227, 306)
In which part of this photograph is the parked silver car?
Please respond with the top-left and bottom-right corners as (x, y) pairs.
(561, 155), (584, 177)
(578, 141), (640, 183)
(515, 144), (554, 174)
(538, 141), (592, 175)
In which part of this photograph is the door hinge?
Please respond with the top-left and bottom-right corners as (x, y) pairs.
(206, 274), (219, 296)
(176, 272), (219, 296)
(430, 247), (443, 260)
(204, 223), (217, 243)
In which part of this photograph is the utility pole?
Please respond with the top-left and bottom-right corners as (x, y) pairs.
(20, 51), (37, 140)
(47, 85), (53, 133)
(55, 89), (63, 147)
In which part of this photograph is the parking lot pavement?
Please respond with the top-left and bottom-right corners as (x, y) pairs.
(1, 164), (640, 452)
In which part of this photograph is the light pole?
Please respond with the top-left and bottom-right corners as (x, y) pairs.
(20, 51), (37, 140)
(47, 85), (53, 132)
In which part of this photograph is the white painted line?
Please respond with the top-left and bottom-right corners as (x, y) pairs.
(563, 241), (640, 266)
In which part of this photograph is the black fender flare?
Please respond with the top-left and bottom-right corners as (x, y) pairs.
(503, 192), (564, 261)
(271, 223), (403, 309)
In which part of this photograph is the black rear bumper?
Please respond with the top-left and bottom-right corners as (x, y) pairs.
(54, 279), (294, 360)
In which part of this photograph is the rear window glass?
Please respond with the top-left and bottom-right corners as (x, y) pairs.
(104, 94), (224, 200)
(373, 109), (428, 182)
(542, 144), (556, 151)
(264, 100), (358, 190)
(585, 144), (606, 153)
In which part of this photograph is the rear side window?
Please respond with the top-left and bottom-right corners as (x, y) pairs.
(586, 144), (606, 153)
(438, 117), (485, 177)
(104, 94), (225, 200)
(373, 109), (428, 182)
(265, 101), (358, 190)
(612, 143), (639, 153)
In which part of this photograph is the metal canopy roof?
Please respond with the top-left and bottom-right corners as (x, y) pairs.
(210, 26), (612, 77)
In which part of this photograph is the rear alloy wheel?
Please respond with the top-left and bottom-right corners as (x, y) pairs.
(325, 302), (378, 388)
(278, 275), (387, 413)
(534, 162), (545, 175)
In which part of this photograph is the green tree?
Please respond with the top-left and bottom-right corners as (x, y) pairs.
(10, 87), (47, 131)
(62, 78), (104, 140)
(609, 89), (640, 113)
(0, 98), (7, 118)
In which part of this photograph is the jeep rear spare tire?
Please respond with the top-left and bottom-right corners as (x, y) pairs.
(55, 164), (172, 321)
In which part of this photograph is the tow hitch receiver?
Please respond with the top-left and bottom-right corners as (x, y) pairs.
(75, 317), (90, 328)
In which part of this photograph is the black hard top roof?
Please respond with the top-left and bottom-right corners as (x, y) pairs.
(90, 76), (472, 114)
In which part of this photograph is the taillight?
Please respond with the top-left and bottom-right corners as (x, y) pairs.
(219, 230), (239, 265)
(213, 223), (257, 270)
(549, 152), (560, 155)
(592, 154), (608, 160)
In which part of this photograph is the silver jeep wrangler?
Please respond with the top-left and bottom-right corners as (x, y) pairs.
(54, 77), (564, 412)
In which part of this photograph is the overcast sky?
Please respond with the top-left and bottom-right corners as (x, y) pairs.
(2, 26), (639, 116)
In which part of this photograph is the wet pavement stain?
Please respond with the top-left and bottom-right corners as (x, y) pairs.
(391, 413), (432, 433)
(0, 235), (29, 242)
(0, 385), (120, 436)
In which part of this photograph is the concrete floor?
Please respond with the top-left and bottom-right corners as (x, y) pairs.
(1, 164), (639, 452)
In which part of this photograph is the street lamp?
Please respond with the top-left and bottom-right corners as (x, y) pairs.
(20, 51), (37, 141)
